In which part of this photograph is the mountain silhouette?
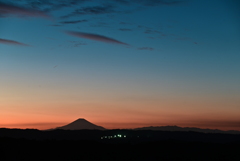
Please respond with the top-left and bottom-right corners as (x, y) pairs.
(134, 126), (240, 134)
(56, 118), (105, 130)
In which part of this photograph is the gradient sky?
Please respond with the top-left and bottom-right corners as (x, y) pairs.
(0, 0), (240, 130)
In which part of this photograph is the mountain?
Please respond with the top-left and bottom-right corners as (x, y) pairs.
(134, 126), (240, 134)
(55, 118), (105, 130)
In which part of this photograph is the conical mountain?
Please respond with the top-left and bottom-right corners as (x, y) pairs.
(56, 118), (105, 130)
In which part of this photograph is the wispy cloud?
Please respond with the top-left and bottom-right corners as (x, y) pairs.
(2, 0), (185, 19)
(0, 2), (51, 18)
(138, 47), (154, 51)
(119, 28), (132, 31)
(61, 5), (115, 19)
(60, 19), (88, 24)
(137, 0), (186, 6)
(144, 29), (161, 34)
(5, 0), (88, 13)
(69, 41), (87, 47)
(49, 24), (62, 27)
(65, 31), (129, 46)
(0, 38), (30, 46)
(112, 0), (185, 6)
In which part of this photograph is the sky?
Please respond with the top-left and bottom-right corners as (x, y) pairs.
(0, 0), (240, 130)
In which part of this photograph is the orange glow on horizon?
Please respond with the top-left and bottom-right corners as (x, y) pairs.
(1, 118), (240, 131)
(1, 89), (239, 131)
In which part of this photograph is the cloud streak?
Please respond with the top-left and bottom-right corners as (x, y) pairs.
(60, 19), (88, 24)
(61, 5), (115, 19)
(138, 0), (186, 6)
(0, 2), (51, 18)
(138, 47), (154, 51)
(119, 28), (132, 31)
(0, 38), (30, 46)
(65, 31), (129, 46)
(25, 0), (89, 12)
(111, 0), (185, 6)
(2, 0), (185, 19)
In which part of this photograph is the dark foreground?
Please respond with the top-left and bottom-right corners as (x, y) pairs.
(0, 129), (240, 161)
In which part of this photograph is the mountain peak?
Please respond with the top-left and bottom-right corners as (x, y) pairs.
(74, 118), (88, 122)
(56, 118), (105, 130)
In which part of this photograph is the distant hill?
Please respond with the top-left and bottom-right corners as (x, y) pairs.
(134, 126), (240, 134)
(45, 118), (239, 134)
(55, 118), (105, 130)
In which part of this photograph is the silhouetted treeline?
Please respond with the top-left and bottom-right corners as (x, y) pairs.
(0, 137), (240, 161)
(1, 128), (240, 161)
(0, 128), (240, 143)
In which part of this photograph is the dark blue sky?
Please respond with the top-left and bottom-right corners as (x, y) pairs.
(0, 0), (240, 130)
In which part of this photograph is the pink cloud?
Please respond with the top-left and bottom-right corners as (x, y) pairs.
(0, 2), (51, 19)
(65, 31), (129, 46)
(0, 38), (30, 46)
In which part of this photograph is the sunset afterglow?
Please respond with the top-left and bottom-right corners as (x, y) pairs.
(1, 0), (240, 131)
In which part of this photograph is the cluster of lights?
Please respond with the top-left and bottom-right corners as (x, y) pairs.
(101, 134), (126, 139)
